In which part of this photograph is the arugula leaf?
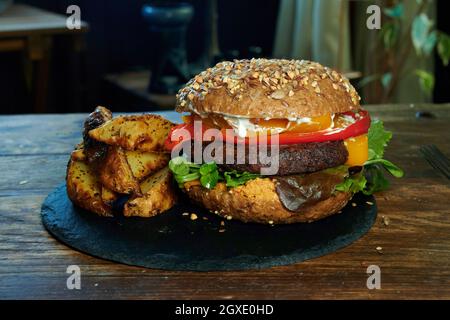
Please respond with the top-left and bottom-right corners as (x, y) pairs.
(336, 119), (403, 195)
(199, 162), (220, 189)
(363, 164), (391, 195)
(168, 157), (259, 189)
(223, 170), (260, 188)
(364, 158), (404, 178)
(367, 119), (392, 160)
(335, 173), (367, 194)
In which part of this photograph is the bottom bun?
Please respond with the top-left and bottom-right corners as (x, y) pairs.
(184, 178), (352, 224)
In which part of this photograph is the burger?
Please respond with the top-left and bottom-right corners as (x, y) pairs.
(165, 59), (402, 224)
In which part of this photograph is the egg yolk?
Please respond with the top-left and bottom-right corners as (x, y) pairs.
(251, 114), (332, 133)
(344, 134), (368, 166)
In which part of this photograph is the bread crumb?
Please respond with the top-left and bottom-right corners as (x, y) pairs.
(351, 202), (357, 207)
(220, 221), (225, 226)
(190, 213), (198, 221)
(226, 215), (232, 220)
(219, 229), (226, 233)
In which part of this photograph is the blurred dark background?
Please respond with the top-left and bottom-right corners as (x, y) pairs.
(0, 0), (279, 114)
(0, 0), (448, 114)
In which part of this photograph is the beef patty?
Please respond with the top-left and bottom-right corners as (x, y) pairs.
(216, 140), (348, 175)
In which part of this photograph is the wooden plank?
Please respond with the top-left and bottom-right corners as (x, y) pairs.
(0, 154), (67, 194)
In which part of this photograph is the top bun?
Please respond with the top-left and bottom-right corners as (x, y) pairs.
(176, 59), (361, 119)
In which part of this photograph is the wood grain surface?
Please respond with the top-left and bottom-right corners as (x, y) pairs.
(0, 104), (449, 299)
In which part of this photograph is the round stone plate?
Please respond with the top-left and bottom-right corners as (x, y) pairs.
(41, 183), (377, 271)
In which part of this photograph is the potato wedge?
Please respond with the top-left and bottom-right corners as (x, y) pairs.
(101, 186), (118, 207)
(125, 150), (170, 180)
(70, 145), (86, 162)
(124, 167), (177, 217)
(98, 146), (140, 195)
(83, 106), (112, 164)
(66, 159), (112, 217)
(88, 114), (174, 151)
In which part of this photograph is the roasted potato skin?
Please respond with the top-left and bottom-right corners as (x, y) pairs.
(124, 167), (177, 218)
(66, 158), (113, 217)
(88, 114), (174, 152)
(98, 146), (141, 195)
(101, 186), (118, 207)
(67, 107), (177, 218)
(184, 178), (352, 224)
(125, 150), (170, 180)
(83, 106), (112, 164)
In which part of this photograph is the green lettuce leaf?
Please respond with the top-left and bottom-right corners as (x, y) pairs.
(168, 157), (259, 189)
(336, 119), (403, 195)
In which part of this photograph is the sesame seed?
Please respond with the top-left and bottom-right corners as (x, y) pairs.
(288, 90), (295, 97)
(226, 215), (232, 220)
(270, 90), (285, 99)
(351, 202), (357, 207)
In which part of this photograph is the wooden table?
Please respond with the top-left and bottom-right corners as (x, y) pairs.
(0, 104), (449, 299)
(0, 4), (88, 113)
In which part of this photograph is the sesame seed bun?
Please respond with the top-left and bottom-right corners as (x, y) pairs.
(184, 178), (352, 224)
(176, 59), (361, 119)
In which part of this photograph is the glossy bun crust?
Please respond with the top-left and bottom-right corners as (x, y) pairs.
(184, 178), (352, 224)
(176, 59), (361, 119)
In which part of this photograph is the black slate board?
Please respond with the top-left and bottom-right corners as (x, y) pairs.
(41, 183), (377, 271)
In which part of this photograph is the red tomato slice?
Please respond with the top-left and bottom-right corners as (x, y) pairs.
(164, 110), (371, 151)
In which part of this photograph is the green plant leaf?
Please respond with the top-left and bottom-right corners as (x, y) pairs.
(224, 170), (260, 188)
(437, 32), (450, 66)
(168, 156), (190, 176)
(380, 22), (400, 49)
(381, 72), (392, 89)
(411, 13), (434, 54)
(335, 173), (367, 194)
(168, 157), (260, 189)
(367, 119), (392, 160)
(383, 3), (404, 18)
(199, 162), (217, 175)
(365, 159), (404, 178)
(357, 74), (380, 89)
(415, 69), (435, 96)
(423, 30), (437, 55)
(200, 170), (219, 189)
(363, 164), (391, 194)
